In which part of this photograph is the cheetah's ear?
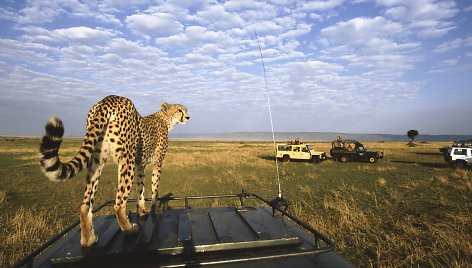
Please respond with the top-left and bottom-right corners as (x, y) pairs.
(160, 102), (169, 110)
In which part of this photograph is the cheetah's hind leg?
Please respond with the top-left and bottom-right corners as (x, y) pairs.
(136, 164), (147, 217)
(79, 158), (104, 247)
(114, 163), (139, 234)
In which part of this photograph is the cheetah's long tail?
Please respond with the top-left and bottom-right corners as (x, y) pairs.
(39, 116), (92, 181)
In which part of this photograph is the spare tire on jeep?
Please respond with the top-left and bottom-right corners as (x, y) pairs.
(368, 156), (377, 163)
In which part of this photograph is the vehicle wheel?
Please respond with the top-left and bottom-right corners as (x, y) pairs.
(312, 156), (320, 163)
(340, 156), (348, 163)
(368, 157), (377, 163)
(282, 155), (290, 162)
(455, 161), (467, 168)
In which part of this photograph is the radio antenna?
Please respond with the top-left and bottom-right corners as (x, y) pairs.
(254, 30), (282, 199)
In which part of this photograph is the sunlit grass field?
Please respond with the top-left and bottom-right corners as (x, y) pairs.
(0, 137), (471, 267)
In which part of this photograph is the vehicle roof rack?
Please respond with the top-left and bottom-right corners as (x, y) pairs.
(14, 191), (353, 268)
(287, 139), (303, 145)
(452, 140), (472, 148)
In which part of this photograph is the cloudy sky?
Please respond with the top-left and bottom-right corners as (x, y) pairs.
(0, 0), (471, 136)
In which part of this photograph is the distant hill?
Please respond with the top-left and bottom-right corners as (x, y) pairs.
(170, 132), (472, 142)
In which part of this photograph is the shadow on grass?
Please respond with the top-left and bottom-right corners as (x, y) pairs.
(259, 155), (276, 161)
(258, 155), (324, 163)
(413, 152), (443, 156)
(390, 160), (449, 169)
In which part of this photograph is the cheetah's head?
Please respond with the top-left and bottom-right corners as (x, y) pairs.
(161, 102), (190, 126)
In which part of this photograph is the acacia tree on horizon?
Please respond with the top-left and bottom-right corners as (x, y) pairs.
(407, 129), (419, 143)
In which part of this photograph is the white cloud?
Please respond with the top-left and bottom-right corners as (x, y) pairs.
(464, 36), (472, 47)
(378, 0), (459, 38)
(269, 0), (296, 5)
(0, 6), (17, 21)
(283, 22), (312, 38)
(433, 38), (462, 53)
(0, 0), (470, 135)
(0, 65), (108, 103)
(195, 4), (245, 30)
(17, 0), (63, 24)
(125, 13), (184, 39)
(185, 26), (229, 42)
(320, 16), (403, 45)
(19, 26), (116, 46)
(428, 57), (461, 74)
(105, 38), (167, 59)
(0, 39), (57, 67)
(309, 13), (322, 20)
(267, 60), (420, 113)
(99, 0), (150, 11)
(55, 27), (116, 44)
(283, 60), (344, 75)
(224, 0), (268, 11)
(224, 1), (278, 20)
(250, 21), (284, 34)
(185, 53), (215, 63)
(440, 58), (458, 66)
(194, 44), (226, 55)
(13, 0), (121, 26)
(156, 26), (235, 49)
(261, 22), (311, 46)
(274, 16), (297, 29)
(318, 15), (423, 85)
(301, 0), (345, 11)
(94, 13), (122, 26)
(433, 37), (472, 53)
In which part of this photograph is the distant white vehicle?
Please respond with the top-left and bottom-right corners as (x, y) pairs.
(445, 145), (472, 168)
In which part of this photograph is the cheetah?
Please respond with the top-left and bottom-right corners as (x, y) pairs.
(39, 95), (189, 247)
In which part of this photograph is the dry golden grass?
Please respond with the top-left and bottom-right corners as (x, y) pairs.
(376, 177), (387, 186)
(357, 165), (398, 172)
(451, 168), (471, 180)
(0, 139), (470, 267)
(0, 148), (37, 153)
(434, 175), (449, 184)
(0, 147), (79, 154)
(305, 183), (472, 267)
(449, 169), (472, 192)
(0, 190), (6, 205)
(165, 149), (273, 170)
(1, 207), (65, 267)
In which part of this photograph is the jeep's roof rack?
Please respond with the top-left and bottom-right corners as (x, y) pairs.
(332, 139), (360, 144)
(286, 138), (303, 145)
(452, 140), (472, 148)
(14, 191), (353, 268)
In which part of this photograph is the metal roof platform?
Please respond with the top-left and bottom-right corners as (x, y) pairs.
(15, 192), (354, 268)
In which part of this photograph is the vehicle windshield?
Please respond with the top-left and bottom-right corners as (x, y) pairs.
(357, 146), (365, 151)
(306, 145), (313, 150)
(454, 149), (467, 155)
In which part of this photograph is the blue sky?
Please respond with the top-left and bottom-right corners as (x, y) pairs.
(0, 0), (471, 136)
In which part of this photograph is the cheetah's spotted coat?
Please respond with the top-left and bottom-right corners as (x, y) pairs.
(39, 95), (189, 247)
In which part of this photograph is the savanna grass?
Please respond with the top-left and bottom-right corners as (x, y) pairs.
(0, 138), (470, 267)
